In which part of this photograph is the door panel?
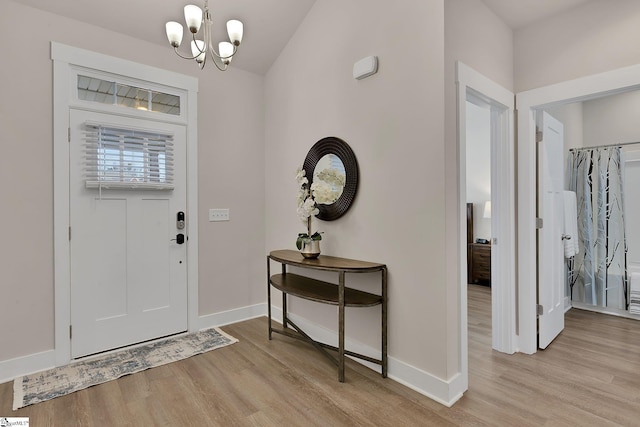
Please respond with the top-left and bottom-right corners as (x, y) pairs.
(538, 111), (565, 349)
(139, 199), (172, 311)
(69, 109), (188, 358)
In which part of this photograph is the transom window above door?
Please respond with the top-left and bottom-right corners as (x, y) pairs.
(77, 75), (181, 116)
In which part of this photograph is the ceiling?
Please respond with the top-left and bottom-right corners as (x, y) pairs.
(481, 0), (593, 30)
(17, 0), (593, 75)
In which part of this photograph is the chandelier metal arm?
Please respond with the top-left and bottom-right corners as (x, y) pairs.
(171, 36), (230, 71)
(172, 46), (201, 61)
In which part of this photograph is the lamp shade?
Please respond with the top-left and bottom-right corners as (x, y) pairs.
(184, 5), (203, 33)
(191, 40), (206, 63)
(483, 201), (492, 219)
(219, 42), (234, 63)
(227, 20), (243, 45)
(165, 21), (184, 47)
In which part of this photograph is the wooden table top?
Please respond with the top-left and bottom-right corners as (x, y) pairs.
(269, 249), (386, 272)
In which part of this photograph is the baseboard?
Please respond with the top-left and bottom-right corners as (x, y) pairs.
(270, 307), (463, 407)
(0, 350), (56, 385)
(388, 360), (464, 407)
(198, 303), (267, 331)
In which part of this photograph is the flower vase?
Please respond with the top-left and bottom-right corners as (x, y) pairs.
(301, 239), (321, 259)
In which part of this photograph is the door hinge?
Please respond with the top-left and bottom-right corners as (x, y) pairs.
(536, 129), (543, 143)
(537, 304), (544, 316)
(68, 127), (71, 143)
(69, 325), (72, 339)
(536, 218), (543, 229)
(69, 226), (71, 241)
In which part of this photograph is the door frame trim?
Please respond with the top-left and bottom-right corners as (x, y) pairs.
(456, 62), (517, 390)
(52, 42), (199, 365)
(516, 63), (640, 354)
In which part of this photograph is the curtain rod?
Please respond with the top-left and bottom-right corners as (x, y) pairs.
(569, 141), (640, 152)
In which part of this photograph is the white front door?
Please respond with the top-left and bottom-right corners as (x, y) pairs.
(69, 109), (188, 358)
(537, 111), (565, 349)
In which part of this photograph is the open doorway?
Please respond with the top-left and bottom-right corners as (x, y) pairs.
(542, 91), (640, 321)
(465, 98), (493, 351)
(456, 62), (517, 393)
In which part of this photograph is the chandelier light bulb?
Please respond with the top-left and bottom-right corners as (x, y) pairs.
(191, 40), (206, 63)
(219, 42), (234, 64)
(165, 21), (184, 48)
(184, 5), (203, 33)
(226, 20), (243, 46)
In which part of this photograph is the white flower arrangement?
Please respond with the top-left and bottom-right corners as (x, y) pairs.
(310, 181), (336, 204)
(295, 166), (322, 249)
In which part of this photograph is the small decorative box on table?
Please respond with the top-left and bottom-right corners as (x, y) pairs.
(267, 249), (387, 382)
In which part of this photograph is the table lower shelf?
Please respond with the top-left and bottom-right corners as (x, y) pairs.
(270, 319), (384, 370)
(269, 273), (383, 307)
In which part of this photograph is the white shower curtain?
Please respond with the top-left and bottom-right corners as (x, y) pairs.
(567, 147), (628, 309)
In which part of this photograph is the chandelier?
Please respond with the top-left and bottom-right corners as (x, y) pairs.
(165, 0), (243, 71)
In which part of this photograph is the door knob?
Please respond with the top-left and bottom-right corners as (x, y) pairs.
(561, 234), (572, 241)
(171, 233), (185, 244)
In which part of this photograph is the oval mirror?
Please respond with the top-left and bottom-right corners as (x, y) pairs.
(303, 136), (358, 221)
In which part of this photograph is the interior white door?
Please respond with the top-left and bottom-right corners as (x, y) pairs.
(69, 109), (188, 358)
(537, 111), (565, 349)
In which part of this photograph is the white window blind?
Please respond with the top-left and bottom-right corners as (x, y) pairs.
(83, 123), (174, 190)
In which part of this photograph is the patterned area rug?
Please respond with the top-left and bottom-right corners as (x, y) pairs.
(13, 327), (238, 410)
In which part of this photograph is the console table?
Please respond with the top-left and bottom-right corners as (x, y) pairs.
(267, 249), (387, 382)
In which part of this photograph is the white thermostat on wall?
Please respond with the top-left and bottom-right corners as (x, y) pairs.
(353, 56), (378, 80)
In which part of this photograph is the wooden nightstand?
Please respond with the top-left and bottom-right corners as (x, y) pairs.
(469, 243), (491, 285)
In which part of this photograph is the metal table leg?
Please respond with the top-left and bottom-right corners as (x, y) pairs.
(267, 256), (272, 339)
(382, 267), (388, 378)
(338, 271), (345, 382)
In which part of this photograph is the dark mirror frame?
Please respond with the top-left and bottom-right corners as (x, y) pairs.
(303, 136), (358, 221)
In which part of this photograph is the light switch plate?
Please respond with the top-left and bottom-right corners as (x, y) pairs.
(209, 208), (230, 221)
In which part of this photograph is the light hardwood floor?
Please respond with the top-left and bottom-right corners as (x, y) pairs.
(2, 285), (640, 426)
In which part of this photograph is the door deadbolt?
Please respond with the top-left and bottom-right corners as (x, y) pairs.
(177, 211), (185, 230)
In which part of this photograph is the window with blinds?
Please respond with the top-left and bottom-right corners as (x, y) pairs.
(83, 123), (174, 190)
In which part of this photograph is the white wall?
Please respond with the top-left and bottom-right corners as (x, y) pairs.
(465, 101), (491, 241)
(0, 0), (265, 363)
(444, 0), (514, 92)
(515, 0), (640, 92)
(265, 0), (450, 384)
(582, 90), (640, 148)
